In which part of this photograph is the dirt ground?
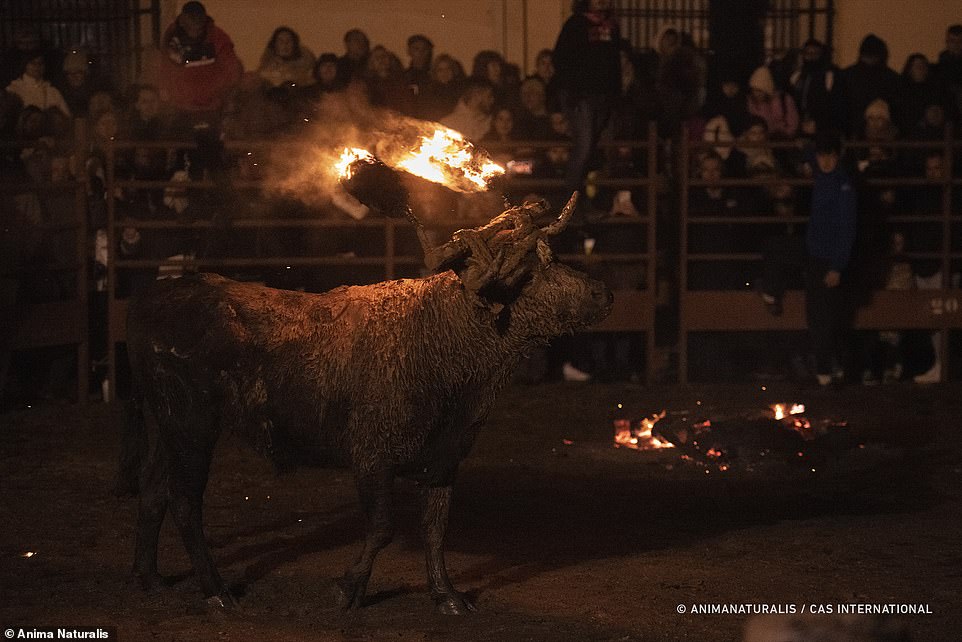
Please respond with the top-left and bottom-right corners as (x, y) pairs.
(1, 382), (960, 642)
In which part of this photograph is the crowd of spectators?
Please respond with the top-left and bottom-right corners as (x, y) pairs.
(2, 0), (962, 400)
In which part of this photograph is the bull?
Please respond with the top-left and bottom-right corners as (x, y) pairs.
(122, 193), (612, 614)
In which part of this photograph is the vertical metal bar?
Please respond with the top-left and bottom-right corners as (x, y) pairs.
(521, 0), (529, 76)
(106, 138), (118, 403)
(941, 124), (953, 382)
(646, 121), (658, 385)
(678, 126), (690, 384)
(75, 137), (90, 406)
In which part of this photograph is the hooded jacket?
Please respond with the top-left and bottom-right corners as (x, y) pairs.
(160, 15), (242, 112)
(552, 7), (621, 100)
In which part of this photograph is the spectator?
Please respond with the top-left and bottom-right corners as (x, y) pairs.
(307, 53), (344, 97)
(655, 30), (707, 139)
(552, 0), (621, 203)
(840, 34), (901, 136)
(364, 45), (414, 114)
(530, 48), (562, 111)
(56, 48), (113, 118)
(515, 77), (551, 139)
(483, 106), (516, 143)
(703, 114), (748, 177)
(337, 29), (371, 86)
(0, 28), (56, 88)
(935, 24), (962, 121)
(899, 54), (949, 134)
(736, 116), (776, 174)
(687, 151), (747, 289)
(404, 34), (433, 117)
(440, 78), (494, 141)
(909, 102), (948, 142)
(159, 1), (242, 132)
(127, 84), (167, 141)
(805, 130), (857, 386)
(861, 98), (899, 145)
(747, 65), (799, 139)
(256, 26), (316, 89)
(421, 54), (465, 122)
(471, 50), (515, 107)
(702, 72), (751, 137)
(788, 38), (841, 135)
(5, 51), (70, 118)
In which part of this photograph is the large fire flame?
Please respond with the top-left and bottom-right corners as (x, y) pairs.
(614, 410), (673, 450)
(333, 124), (504, 193)
(394, 127), (504, 191)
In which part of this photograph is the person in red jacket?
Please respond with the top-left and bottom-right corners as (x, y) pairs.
(160, 1), (242, 133)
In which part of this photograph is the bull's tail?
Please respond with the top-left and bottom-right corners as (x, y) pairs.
(114, 387), (148, 497)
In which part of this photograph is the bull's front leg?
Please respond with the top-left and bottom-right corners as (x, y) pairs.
(422, 485), (475, 614)
(335, 467), (395, 610)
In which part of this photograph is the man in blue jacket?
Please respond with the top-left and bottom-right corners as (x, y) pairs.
(806, 129), (857, 386)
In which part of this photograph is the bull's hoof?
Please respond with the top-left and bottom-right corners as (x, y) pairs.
(128, 571), (169, 594)
(435, 592), (477, 615)
(205, 591), (240, 611)
(333, 577), (367, 610)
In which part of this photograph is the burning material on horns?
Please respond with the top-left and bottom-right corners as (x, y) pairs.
(334, 122), (505, 194)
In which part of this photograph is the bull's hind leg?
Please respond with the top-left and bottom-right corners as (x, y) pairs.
(422, 485), (475, 615)
(131, 433), (169, 591)
(335, 467), (395, 609)
(165, 420), (235, 608)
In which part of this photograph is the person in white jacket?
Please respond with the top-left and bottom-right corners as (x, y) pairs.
(5, 51), (71, 117)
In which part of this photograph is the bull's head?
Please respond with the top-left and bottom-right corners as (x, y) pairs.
(422, 193), (613, 333)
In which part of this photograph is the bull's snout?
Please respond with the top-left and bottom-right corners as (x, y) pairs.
(586, 282), (614, 323)
(594, 285), (614, 309)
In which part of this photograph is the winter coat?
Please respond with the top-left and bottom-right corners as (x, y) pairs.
(160, 16), (242, 112)
(552, 9), (621, 101)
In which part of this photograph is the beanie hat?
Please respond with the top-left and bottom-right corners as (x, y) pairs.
(748, 66), (775, 97)
(859, 34), (888, 62)
(181, 1), (207, 17)
(864, 98), (891, 121)
(63, 49), (88, 74)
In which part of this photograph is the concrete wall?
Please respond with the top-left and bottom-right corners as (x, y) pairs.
(834, 1), (958, 69)
(157, 1), (959, 80)
(159, 0), (569, 78)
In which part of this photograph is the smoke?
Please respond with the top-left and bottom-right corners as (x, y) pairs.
(260, 87), (503, 213)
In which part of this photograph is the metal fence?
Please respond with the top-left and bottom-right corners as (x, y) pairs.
(0, 0), (160, 87)
(616, 0), (834, 58)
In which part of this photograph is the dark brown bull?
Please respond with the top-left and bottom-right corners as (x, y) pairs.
(122, 193), (611, 614)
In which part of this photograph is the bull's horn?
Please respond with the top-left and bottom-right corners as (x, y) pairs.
(542, 192), (578, 236)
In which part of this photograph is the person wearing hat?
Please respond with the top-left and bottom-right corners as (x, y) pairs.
(746, 65), (798, 139)
(840, 34), (901, 137)
(160, 1), (242, 128)
(56, 48), (115, 118)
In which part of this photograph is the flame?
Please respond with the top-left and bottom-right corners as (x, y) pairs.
(614, 410), (673, 450)
(772, 403), (805, 420)
(394, 127), (504, 192)
(334, 147), (375, 180)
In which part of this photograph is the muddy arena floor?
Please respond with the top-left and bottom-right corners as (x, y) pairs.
(1, 382), (961, 642)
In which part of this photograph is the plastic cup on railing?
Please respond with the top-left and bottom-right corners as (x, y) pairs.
(583, 237), (596, 256)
